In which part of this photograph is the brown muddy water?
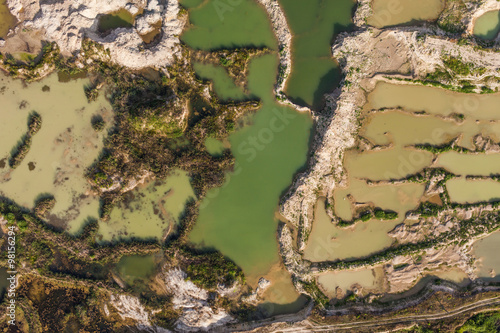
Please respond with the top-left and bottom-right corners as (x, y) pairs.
(304, 199), (398, 262)
(446, 178), (500, 204)
(473, 230), (500, 282)
(436, 152), (500, 176)
(368, 81), (500, 121)
(316, 266), (384, 298)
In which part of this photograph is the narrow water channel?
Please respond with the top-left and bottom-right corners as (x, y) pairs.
(193, 62), (246, 101)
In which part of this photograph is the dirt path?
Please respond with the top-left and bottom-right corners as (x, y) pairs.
(273, 296), (500, 332)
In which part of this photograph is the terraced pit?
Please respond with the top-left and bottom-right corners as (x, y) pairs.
(305, 81), (500, 298)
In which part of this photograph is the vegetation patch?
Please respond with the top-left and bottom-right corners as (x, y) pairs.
(337, 208), (397, 227)
(91, 114), (106, 131)
(299, 280), (328, 308)
(9, 112), (42, 169)
(191, 47), (269, 88)
(183, 250), (244, 290)
(437, 0), (470, 34)
(414, 140), (476, 154)
(457, 310), (500, 333)
(34, 195), (56, 218)
(373, 208), (398, 220)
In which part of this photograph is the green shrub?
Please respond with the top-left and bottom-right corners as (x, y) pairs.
(185, 252), (244, 290)
(91, 115), (106, 131)
(374, 209), (398, 220)
(457, 311), (500, 333)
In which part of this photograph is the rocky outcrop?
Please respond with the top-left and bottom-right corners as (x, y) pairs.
(4, 0), (184, 69)
(256, 0), (311, 112)
(163, 268), (235, 332)
(109, 294), (171, 332)
(385, 245), (473, 293)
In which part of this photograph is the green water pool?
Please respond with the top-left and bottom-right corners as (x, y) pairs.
(181, 0), (277, 50)
(473, 10), (500, 40)
(279, 0), (355, 110)
(193, 62), (247, 101)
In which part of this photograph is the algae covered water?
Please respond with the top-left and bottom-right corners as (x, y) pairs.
(193, 62), (246, 101)
(279, 0), (354, 109)
(183, 0), (313, 312)
(98, 169), (195, 242)
(116, 254), (157, 285)
(0, 72), (112, 233)
(181, 0), (277, 50)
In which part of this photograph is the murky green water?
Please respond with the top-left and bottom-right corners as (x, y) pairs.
(204, 137), (226, 156)
(446, 178), (500, 204)
(0, 0), (16, 39)
(278, 0), (354, 109)
(98, 9), (134, 33)
(473, 10), (500, 40)
(0, 73), (112, 232)
(189, 54), (311, 281)
(98, 169), (195, 242)
(181, 0), (277, 50)
(193, 62), (246, 101)
(367, 0), (444, 28)
(116, 254), (157, 285)
(179, 0), (205, 9)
